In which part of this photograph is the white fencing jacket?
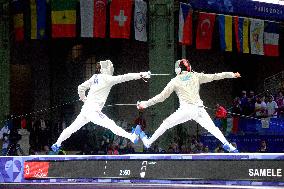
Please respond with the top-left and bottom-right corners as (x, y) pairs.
(143, 72), (236, 108)
(78, 73), (142, 111)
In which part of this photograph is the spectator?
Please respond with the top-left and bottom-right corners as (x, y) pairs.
(240, 90), (249, 115)
(266, 95), (278, 118)
(254, 96), (267, 118)
(101, 129), (114, 153)
(0, 115), (12, 156)
(231, 97), (241, 134)
(258, 140), (268, 153)
(107, 143), (119, 155)
(249, 90), (256, 103)
(180, 145), (191, 154)
(171, 142), (180, 153)
(214, 104), (227, 134)
(276, 91), (284, 118)
(247, 97), (255, 116)
(214, 143), (224, 153)
(203, 145), (210, 153)
(167, 146), (174, 153)
(193, 142), (204, 153)
(124, 142), (135, 154)
(113, 135), (128, 154)
(231, 142), (238, 151)
(152, 141), (162, 153)
(43, 145), (55, 155)
(134, 111), (147, 131)
(29, 147), (39, 155)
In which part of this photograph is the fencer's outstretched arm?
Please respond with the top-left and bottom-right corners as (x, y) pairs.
(199, 72), (241, 84)
(109, 72), (151, 85)
(138, 79), (175, 109)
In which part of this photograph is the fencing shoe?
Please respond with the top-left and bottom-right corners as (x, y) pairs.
(223, 142), (239, 153)
(131, 125), (142, 144)
(51, 143), (61, 153)
(140, 131), (151, 148)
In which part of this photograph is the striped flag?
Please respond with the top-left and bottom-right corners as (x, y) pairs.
(234, 17), (249, 53)
(178, 3), (192, 45)
(51, 0), (77, 38)
(80, 0), (107, 38)
(264, 21), (279, 57)
(218, 15), (232, 51)
(12, 0), (25, 41)
(250, 19), (264, 55)
(134, 0), (147, 42)
(30, 0), (47, 39)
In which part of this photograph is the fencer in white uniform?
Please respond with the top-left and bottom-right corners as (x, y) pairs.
(51, 60), (151, 152)
(137, 59), (240, 153)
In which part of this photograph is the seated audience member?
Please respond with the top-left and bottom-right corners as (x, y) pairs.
(107, 143), (119, 155)
(276, 91), (284, 118)
(240, 90), (249, 115)
(266, 95), (278, 118)
(203, 145), (210, 153)
(231, 97), (241, 134)
(254, 96), (267, 118)
(134, 111), (147, 131)
(124, 142), (135, 154)
(258, 140), (268, 153)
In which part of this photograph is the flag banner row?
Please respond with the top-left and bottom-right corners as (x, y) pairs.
(12, 0), (147, 41)
(12, 0), (280, 57)
(179, 3), (280, 57)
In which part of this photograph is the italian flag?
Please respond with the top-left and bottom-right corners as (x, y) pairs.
(51, 0), (77, 38)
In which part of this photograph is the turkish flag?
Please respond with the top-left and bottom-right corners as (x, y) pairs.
(110, 0), (133, 39)
(196, 12), (216, 49)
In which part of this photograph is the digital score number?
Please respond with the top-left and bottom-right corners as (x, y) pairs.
(119, 169), (131, 176)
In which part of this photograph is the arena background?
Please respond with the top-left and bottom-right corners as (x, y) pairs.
(0, 0), (283, 150)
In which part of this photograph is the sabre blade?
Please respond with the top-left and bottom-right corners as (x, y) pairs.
(150, 73), (171, 76)
(105, 104), (137, 107)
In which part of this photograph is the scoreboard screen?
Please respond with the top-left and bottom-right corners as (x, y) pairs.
(24, 159), (284, 181)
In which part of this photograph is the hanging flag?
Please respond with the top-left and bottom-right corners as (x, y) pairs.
(234, 17), (249, 53)
(134, 0), (147, 42)
(250, 19), (264, 55)
(51, 0), (77, 38)
(264, 21), (279, 57)
(12, 0), (25, 41)
(218, 15), (232, 52)
(196, 12), (216, 49)
(110, 0), (133, 39)
(80, 0), (106, 38)
(30, 0), (47, 40)
(178, 3), (192, 46)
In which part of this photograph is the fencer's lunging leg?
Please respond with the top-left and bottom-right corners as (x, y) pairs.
(55, 114), (88, 146)
(195, 108), (229, 144)
(147, 108), (189, 146)
(88, 111), (137, 143)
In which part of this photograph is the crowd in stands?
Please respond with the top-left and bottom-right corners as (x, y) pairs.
(1, 89), (283, 156)
(231, 90), (284, 119)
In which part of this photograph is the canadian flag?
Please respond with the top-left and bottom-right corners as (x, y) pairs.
(110, 0), (133, 39)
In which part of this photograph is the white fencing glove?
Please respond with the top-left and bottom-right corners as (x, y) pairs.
(140, 71), (151, 79)
(137, 101), (147, 110)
